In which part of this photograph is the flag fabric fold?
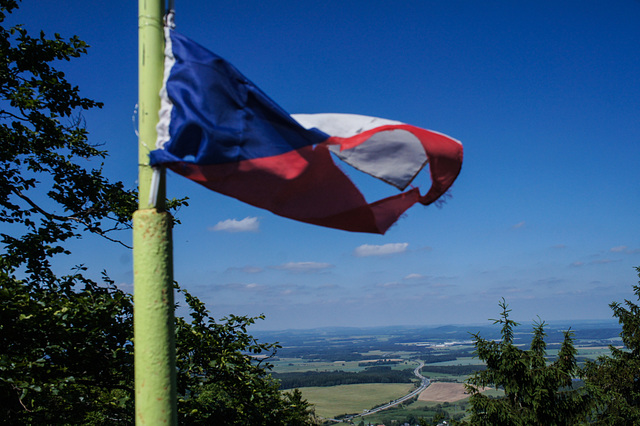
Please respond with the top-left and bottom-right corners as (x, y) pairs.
(150, 30), (463, 234)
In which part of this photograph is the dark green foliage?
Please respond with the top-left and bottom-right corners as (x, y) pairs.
(463, 299), (588, 425)
(420, 364), (486, 376)
(0, 1), (316, 424)
(581, 267), (640, 425)
(418, 410), (448, 426)
(0, 0), (138, 421)
(423, 353), (462, 364)
(174, 285), (317, 425)
(0, 269), (134, 424)
(0, 0), (138, 285)
(274, 366), (415, 389)
(1, 274), (318, 425)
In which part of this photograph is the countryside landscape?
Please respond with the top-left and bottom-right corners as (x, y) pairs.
(255, 320), (622, 424)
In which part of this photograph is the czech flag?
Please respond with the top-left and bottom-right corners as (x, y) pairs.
(150, 30), (463, 234)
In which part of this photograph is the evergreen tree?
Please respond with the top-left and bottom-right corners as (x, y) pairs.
(463, 299), (588, 425)
(581, 267), (640, 425)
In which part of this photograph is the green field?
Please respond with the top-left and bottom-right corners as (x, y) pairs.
(272, 358), (365, 373)
(299, 383), (415, 419)
(425, 356), (485, 366)
(547, 345), (615, 361)
(272, 357), (420, 374)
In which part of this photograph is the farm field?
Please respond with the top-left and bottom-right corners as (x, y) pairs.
(425, 356), (485, 367)
(418, 382), (503, 403)
(272, 359), (364, 373)
(272, 358), (420, 374)
(418, 382), (470, 402)
(299, 383), (415, 419)
(358, 387), (474, 425)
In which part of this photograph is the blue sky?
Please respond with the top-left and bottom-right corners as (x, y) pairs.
(8, 1), (640, 329)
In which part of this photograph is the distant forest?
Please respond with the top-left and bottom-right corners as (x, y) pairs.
(274, 366), (415, 389)
(420, 364), (487, 376)
(273, 346), (475, 363)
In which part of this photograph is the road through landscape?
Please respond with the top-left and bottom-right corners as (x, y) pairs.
(333, 362), (430, 422)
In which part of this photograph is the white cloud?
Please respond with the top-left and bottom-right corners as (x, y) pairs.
(214, 282), (263, 291)
(377, 281), (404, 288)
(591, 259), (617, 265)
(116, 281), (133, 292)
(225, 265), (264, 274)
(354, 243), (408, 257)
(273, 261), (333, 273)
(404, 273), (425, 280)
(512, 221), (525, 229)
(610, 245), (640, 254)
(210, 217), (259, 232)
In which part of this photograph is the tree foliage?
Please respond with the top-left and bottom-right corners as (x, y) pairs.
(174, 285), (317, 425)
(274, 366), (415, 389)
(581, 267), (640, 425)
(0, 0), (137, 285)
(0, 1), (316, 424)
(1, 269), (135, 424)
(1, 274), (318, 424)
(0, 0), (136, 421)
(463, 299), (588, 425)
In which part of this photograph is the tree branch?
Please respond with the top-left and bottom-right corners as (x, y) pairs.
(11, 384), (33, 413)
(11, 188), (132, 249)
(0, 109), (29, 122)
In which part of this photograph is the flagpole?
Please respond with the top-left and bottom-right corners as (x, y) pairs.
(135, 0), (177, 424)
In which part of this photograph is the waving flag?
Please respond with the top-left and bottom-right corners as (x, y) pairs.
(150, 30), (463, 234)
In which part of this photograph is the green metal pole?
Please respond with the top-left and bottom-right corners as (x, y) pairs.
(135, 0), (176, 424)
